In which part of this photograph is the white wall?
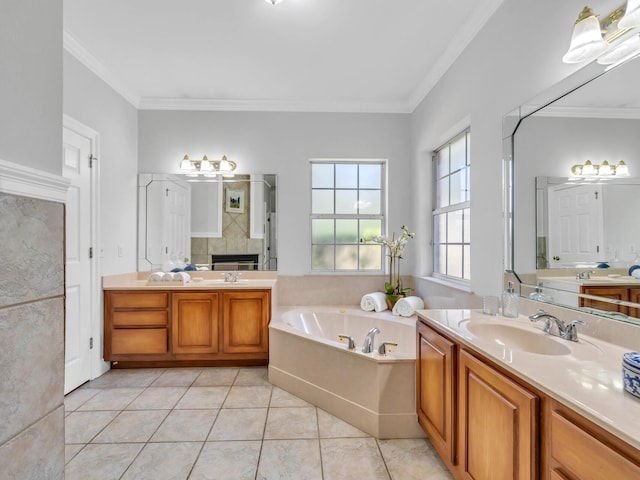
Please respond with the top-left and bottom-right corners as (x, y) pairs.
(138, 111), (412, 275)
(409, 0), (623, 298)
(63, 52), (139, 275)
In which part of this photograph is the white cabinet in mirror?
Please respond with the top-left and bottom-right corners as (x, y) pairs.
(138, 173), (277, 272)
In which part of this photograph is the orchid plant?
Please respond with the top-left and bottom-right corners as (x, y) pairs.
(362, 225), (415, 297)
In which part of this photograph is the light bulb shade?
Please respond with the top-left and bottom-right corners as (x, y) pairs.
(615, 160), (630, 176)
(199, 158), (212, 172)
(619, 0), (640, 29)
(599, 160), (613, 176)
(563, 7), (610, 64)
(180, 155), (192, 172)
(597, 34), (640, 64)
(582, 160), (596, 176)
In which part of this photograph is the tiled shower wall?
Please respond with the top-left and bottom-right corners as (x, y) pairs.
(0, 192), (65, 478)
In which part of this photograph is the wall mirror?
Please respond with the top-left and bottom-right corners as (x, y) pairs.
(505, 55), (640, 325)
(138, 173), (277, 272)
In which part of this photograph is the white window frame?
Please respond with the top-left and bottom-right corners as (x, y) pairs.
(432, 130), (471, 283)
(310, 158), (387, 274)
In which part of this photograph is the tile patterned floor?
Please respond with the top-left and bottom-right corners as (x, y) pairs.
(64, 367), (453, 480)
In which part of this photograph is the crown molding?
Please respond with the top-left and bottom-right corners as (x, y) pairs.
(0, 158), (69, 203)
(63, 29), (141, 108)
(408, 0), (506, 111)
(138, 96), (412, 114)
(529, 105), (640, 119)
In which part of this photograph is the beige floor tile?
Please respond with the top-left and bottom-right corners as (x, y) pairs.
(174, 386), (230, 409)
(270, 387), (312, 407)
(120, 442), (202, 480)
(378, 438), (453, 480)
(257, 439), (322, 480)
(64, 388), (100, 411)
(223, 385), (272, 408)
(64, 443), (143, 480)
(208, 408), (267, 441)
(190, 440), (261, 480)
(264, 407), (318, 439)
(321, 438), (390, 480)
(235, 367), (270, 386)
(92, 410), (170, 443)
(194, 367), (239, 386)
(76, 387), (144, 411)
(64, 444), (84, 465)
(126, 387), (187, 410)
(151, 409), (218, 442)
(317, 409), (369, 439)
(65, 410), (119, 444)
(151, 368), (203, 387)
(85, 369), (165, 388)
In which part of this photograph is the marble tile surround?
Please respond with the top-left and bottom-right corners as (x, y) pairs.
(0, 193), (65, 479)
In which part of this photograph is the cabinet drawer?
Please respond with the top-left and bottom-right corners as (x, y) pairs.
(110, 292), (169, 309)
(112, 310), (168, 327)
(111, 328), (167, 355)
(550, 408), (640, 480)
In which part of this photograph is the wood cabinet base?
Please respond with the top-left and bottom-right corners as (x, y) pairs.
(110, 358), (268, 369)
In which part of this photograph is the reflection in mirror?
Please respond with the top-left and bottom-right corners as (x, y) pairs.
(505, 55), (640, 325)
(138, 173), (277, 272)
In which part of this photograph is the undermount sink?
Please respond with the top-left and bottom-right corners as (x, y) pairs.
(465, 323), (571, 356)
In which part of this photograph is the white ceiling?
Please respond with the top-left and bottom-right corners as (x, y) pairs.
(63, 0), (504, 113)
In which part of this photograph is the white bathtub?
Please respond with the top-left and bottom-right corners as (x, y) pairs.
(268, 306), (425, 439)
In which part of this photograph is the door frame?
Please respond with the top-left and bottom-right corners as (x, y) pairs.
(63, 115), (108, 381)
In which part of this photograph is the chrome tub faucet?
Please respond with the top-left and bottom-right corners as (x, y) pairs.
(362, 327), (380, 353)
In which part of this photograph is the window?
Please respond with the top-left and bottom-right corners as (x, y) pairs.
(433, 130), (470, 281)
(310, 160), (385, 271)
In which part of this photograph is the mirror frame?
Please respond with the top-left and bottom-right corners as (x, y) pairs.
(503, 61), (640, 325)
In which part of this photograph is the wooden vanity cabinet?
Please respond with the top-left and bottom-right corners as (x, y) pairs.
(416, 320), (457, 468)
(104, 288), (271, 366)
(580, 285), (630, 315)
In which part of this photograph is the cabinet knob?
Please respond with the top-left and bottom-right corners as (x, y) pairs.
(553, 256), (560, 261)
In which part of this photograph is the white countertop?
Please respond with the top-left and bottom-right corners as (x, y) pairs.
(416, 309), (640, 450)
(538, 274), (640, 287)
(103, 272), (277, 290)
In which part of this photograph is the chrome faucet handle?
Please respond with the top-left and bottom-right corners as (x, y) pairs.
(377, 341), (398, 355)
(338, 335), (356, 350)
(563, 319), (586, 342)
(223, 272), (232, 282)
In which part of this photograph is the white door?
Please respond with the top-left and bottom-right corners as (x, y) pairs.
(548, 184), (604, 267)
(63, 126), (93, 394)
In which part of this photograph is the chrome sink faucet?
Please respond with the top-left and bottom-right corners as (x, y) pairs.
(528, 310), (585, 342)
(576, 270), (595, 280)
(362, 327), (380, 353)
(224, 272), (241, 282)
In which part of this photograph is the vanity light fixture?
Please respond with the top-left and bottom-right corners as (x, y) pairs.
(570, 160), (630, 177)
(563, 3), (640, 65)
(179, 154), (237, 177)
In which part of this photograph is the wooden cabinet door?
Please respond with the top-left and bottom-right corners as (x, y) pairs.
(416, 320), (456, 466)
(172, 292), (219, 354)
(629, 288), (640, 319)
(222, 290), (270, 353)
(580, 285), (629, 315)
(458, 349), (538, 480)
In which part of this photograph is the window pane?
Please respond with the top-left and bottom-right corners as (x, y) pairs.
(466, 132), (471, 166)
(434, 244), (445, 274)
(450, 135), (466, 172)
(447, 245), (463, 278)
(358, 190), (381, 214)
(463, 208), (471, 243)
(312, 190), (334, 214)
(336, 164), (358, 188)
(336, 245), (357, 270)
(434, 214), (446, 244)
(436, 148), (448, 179)
(448, 211), (463, 243)
(312, 245), (334, 270)
(436, 177), (449, 209)
(336, 219), (358, 244)
(336, 189), (358, 214)
(450, 170), (465, 205)
(463, 245), (471, 280)
(359, 164), (381, 188)
(359, 244), (382, 270)
(463, 166), (470, 201)
(359, 219), (381, 240)
(312, 163), (333, 188)
(311, 219), (334, 244)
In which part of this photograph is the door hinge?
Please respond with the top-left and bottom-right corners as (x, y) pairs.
(89, 337), (94, 349)
(89, 247), (93, 259)
(89, 154), (98, 168)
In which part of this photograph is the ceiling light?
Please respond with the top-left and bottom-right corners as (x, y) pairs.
(179, 155), (237, 177)
(563, 7), (610, 64)
(265, 0), (284, 4)
(620, 0), (640, 28)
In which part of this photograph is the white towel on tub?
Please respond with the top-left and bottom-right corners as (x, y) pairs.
(360, 292), (388, 312)
(392, 296), (424, 317)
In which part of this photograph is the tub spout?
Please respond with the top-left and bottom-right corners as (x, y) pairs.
(338, 334), (356, 349)
(377, 341), (398, 355)
(362, 327), (380, 353)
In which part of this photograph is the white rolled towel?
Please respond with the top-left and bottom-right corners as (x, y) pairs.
(147, 272), (164, 283)
(161, 272), (175, 282)
(360, 292), (388, 312)
(172, 271), (191, 284)
(392, 296), (425, 317)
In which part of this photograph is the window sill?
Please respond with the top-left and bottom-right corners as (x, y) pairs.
(420, 275), (472, 293)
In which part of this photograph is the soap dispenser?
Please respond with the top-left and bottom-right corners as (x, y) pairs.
(502, 281), (519, 318)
